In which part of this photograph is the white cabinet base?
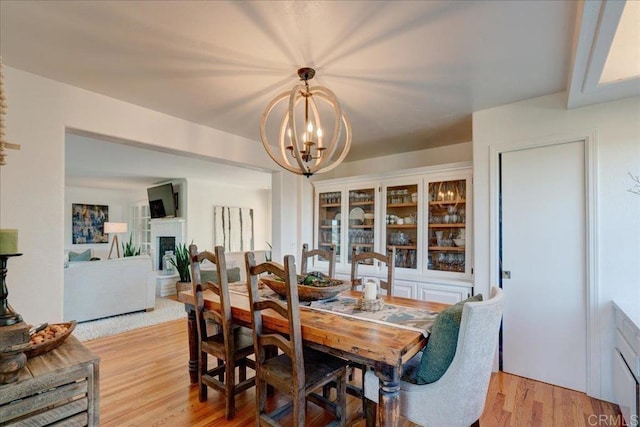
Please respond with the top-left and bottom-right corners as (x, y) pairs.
(393, 280), (416, 299)
(613, 302), (640, 427)
(416, 282), (470, 305)
(613, 350), (639, 427)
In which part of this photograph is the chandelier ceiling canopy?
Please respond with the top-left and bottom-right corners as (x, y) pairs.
(260, 67), (351, 178)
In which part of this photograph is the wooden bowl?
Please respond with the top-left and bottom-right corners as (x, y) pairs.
(25, 321), (77, 358)
(260, 275), (350, 301)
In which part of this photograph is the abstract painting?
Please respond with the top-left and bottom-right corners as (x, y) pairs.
(72, 203), (109, 244)
(213, 206), (254, 252)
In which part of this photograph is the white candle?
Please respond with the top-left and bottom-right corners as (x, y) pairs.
(0, 229), (18, 254)
(364, 281), (378, 300)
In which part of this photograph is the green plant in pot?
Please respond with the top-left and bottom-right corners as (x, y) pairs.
(122, 234), (141, 257)
(170, 243), (191, 294)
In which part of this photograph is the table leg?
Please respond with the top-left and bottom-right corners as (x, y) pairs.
(186, 307), (198, 384)
(375, 363), (401, 427)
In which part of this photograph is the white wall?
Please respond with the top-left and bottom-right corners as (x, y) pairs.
(315, 141), (472, 180)
(65, 186), (140, 259)
(473, 92), (640, 402)
(0, 66), (278, 324)
(185, 178), (271, 253)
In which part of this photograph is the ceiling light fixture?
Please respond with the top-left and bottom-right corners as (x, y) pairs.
(260, 67), (351, 178)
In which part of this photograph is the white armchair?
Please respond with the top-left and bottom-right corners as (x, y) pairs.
(364, 286), (504, 427)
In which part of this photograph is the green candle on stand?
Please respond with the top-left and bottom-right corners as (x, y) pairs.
(0, 229), (18, 254)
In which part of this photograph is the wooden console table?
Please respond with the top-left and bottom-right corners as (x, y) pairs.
(0, 335), (100, 426)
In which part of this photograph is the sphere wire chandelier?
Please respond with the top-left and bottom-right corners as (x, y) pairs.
(260, 67), (351, 178)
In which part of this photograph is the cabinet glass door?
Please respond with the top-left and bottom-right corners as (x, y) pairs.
(427, 179), (467, 272)
(317, 191), (342, 260)
(347, 187), (376, 264)
(385, 183), (418, 269)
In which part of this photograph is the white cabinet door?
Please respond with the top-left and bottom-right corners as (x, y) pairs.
(393, 280), (416, 299)
(416, 283), (469, 304)
(613, 350), (639, 426)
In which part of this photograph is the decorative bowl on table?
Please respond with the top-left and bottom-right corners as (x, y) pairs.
(25, 321), (77, 358)
(260, 273), (350, 301)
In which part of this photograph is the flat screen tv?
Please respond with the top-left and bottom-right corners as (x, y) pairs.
(147, 183), (177, 219)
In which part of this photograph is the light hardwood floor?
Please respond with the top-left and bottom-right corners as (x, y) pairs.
(84, 318), (623, 426)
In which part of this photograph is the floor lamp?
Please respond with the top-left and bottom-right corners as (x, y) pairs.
(104, 222), (128, 259)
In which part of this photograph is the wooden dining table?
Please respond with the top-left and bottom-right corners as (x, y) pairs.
(178, 288), (447, 426)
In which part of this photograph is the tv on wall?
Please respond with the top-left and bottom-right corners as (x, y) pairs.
(147, 183), (177, 219)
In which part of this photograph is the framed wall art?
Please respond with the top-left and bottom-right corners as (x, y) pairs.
(72, 203), (109, 244)
(213, 206), (254, 252)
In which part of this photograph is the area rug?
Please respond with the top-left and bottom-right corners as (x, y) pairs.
(73, 297), (187, 342)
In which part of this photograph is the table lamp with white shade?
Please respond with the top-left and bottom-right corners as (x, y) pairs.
(104, 222), (128, 259)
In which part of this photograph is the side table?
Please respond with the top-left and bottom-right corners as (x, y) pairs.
(0, 335), (100, 426)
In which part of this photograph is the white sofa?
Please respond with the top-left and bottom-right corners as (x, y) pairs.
(64, 255), (154, 322)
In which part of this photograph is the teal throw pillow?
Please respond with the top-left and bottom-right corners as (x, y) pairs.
(200, 267), (241, 285)
(227, 267), (241, 283)
(68, 249), (92, 262)
(414, 293), (483, 384)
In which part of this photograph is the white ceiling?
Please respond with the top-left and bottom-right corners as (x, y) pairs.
(1, 0), (638, 188)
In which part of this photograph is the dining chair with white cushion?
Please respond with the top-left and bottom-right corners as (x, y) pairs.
(363, 286), (504, 427)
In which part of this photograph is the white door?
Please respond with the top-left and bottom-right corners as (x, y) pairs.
(500, 140), (586, 392)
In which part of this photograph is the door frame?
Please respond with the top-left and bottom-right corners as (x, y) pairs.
(488, 132), (599, 397)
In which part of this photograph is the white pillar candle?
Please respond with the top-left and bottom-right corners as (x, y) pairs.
(0, 229), (18, 254)
(364, 280), (378, 300)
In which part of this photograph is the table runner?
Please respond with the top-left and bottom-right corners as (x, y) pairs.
(309, 296), (438, 337)
(228, 282), (438, 337)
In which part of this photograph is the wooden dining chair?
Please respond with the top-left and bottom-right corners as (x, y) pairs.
(340, 246), (397, 417)
(350, 246), (396, 296)
(189, 244), (256, 420)
(300, 243), (336, 278)
(245, 252), (349, 426)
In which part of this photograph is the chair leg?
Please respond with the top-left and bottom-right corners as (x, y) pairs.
(239, 359), (247, 382)
(470, 420), (480, 427)
(364, 398), (376, 427)
(225, 359), (236, 420)
(256, 379), (268, 421)
(322, 383), (332, 398)
(294, 393), (306, 427)
(217, 358), (224, 382)
(336, 371), (347, 426)
(360, 367), (367, 416)
(199, 352), (208, 402)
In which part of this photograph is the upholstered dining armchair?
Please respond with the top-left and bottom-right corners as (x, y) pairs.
(363, 286), (504, 427)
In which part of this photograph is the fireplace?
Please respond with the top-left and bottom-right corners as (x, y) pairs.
(150, 218), (185, 270)
(158, 236), (176, 271)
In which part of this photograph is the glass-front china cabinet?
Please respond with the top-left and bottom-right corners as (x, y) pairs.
(384, 182), (419, 270)
(426, 178), (468, 274)
(347, 187), (376, 264)
(313, 164), (472, 303)
(317, 190), (342, 261)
